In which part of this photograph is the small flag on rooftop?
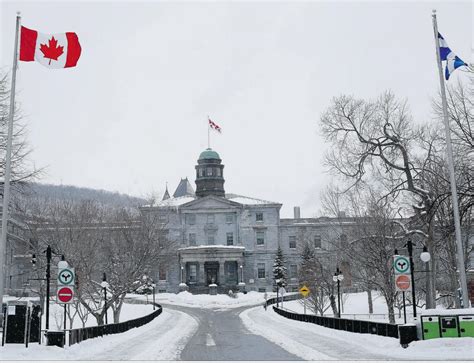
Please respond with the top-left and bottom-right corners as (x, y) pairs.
(208, 118), (222, 133)
(437, 32), (468, 80)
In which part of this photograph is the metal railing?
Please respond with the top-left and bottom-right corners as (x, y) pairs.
(272, 305), (399, 339)
(68, 302), (162, 346)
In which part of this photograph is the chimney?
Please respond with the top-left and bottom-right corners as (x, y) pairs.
(294, 207), (301, 219)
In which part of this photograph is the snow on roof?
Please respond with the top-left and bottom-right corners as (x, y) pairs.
(420, 308), (474, 316)
(178, 245), (245, 251)
(226, 193), (280, 206)
(145, 195), (196, 208)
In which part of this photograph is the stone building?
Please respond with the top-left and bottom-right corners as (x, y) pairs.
(141, 148), (355, 293)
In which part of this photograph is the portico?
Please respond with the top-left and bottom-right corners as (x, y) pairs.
(178, 246), (245, 292)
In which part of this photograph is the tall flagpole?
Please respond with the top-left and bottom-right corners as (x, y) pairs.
(207, 116), (210, 149)
(432, 10), (469, 307)
(0, 12), (21, 319)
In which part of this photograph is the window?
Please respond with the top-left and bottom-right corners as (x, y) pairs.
(256, 212), (263, 222)
(189, 233), (196, 246)
(314, 235), (322, 249)
(256, 231), (265, 245)
(258, 288), (266, 293)
(225, 262), (237, 283)
(186, 214), (196, 225)
(290, 264), (297, 279)
(226, 213), (234, 224)
(216, 168), (221, 176)
(207, 235), (215, 245)
(257, 263), (266, 278)
(207, 214), (215, 224)
(199, 168), (204, 177)
(188, 264), (197, 283)
(159, 267), (167, 281)
(289, 236), (296, 249)
(226, 232), (234, 246)
(206, 167), (213, 176)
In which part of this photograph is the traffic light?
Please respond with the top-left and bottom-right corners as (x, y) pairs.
(31, 253), (36, 265)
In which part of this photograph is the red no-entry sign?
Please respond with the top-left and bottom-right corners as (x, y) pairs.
(395, 274), (412, 292)
(57, 286), (74, 304)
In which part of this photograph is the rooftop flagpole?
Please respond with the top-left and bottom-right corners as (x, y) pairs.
(0, 11), (22, 318)
(207, 115), (210, 149)
(432, 10), (470, 307)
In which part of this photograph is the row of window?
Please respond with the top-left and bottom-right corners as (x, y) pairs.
(257, 263), (298, 279)
(288, 235), (322, 249)
(197, 167), (222, 178)
(185, 212), (266, 225)
(189, 232), (235, 246)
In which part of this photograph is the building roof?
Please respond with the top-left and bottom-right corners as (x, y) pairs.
(162, 186), (170, 200)
(173, 178), (195, 198)
(225, 194), (280, 206)
(142, 193), (280, 208)
(198, 148), (220, 160)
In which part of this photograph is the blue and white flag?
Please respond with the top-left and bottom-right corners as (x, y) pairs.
(438, 32), (468, 80)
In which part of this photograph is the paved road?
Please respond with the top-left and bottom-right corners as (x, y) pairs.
(160, 303), (301, 361)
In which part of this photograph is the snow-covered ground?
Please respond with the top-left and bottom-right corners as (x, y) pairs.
(128, 290), (272, 310)
(283, 291), (418, 323)
(240, 305), (474, 360)
(0, 306), (198, 360)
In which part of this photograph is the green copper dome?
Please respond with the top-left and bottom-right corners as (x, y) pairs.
(199, 148), (220, 160)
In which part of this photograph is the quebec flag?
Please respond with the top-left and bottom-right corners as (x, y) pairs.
(438, 33), (468, 80)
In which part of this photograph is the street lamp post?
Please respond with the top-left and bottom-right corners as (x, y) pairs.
(151, 282), (156, 310)
(101, 273), (108, 325)
(239, 265), (243, 284)
(181, 266), (184, 284)
(333, 267), (344, 318)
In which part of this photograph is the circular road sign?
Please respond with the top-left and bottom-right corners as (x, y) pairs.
(57, 286), (74, 303)
(395, 275), (411, 291)
(394, 256), (410, 274)
(58, 268), (75, 285)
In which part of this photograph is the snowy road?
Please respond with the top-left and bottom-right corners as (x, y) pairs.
(160, 303), (301, 361)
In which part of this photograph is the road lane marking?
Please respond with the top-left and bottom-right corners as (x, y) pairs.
(206, 333), (216, 346)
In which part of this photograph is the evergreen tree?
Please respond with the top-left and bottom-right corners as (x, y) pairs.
(272, 246), (287, 289)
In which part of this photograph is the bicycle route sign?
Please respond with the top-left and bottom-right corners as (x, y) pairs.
(393, 255), (410, 274)
(58, 267), (75, 286)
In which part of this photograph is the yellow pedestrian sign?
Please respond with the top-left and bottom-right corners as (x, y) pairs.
(299, 285), (310, 297)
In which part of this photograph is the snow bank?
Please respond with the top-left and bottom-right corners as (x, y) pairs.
(240, 306), (474, 360)
(129, 291), (272, 310)
(0, 308), (198, 360)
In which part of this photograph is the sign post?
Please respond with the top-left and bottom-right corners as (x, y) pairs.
(299, 285), (310, 315)
(394, 255), (412, 323)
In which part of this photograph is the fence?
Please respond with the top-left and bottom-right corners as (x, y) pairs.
(264, 293), (301, 307)
(68, 302), (162, 346)
(272, 306), (399, 339)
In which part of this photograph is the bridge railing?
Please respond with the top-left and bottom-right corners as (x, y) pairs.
(68, 302), (162, 346)
(266, 296), (399, 339)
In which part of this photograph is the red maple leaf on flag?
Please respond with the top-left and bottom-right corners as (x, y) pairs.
(40, 36), (64, 65)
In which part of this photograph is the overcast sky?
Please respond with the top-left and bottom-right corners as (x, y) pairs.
(0, 0), (472, 218)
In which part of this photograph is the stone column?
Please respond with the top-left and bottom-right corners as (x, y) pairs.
(219, 260), (226, 286)
(199, 261), (205, 285)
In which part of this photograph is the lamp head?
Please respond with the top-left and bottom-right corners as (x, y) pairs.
(420, 246), (431, 262)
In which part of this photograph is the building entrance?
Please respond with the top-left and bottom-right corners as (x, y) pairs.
(205, 262), (219, 284)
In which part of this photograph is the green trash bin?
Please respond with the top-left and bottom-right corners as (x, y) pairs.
(422, 316), (441, 340)
(459, 315), (474, 338)
(440, 316), (459, 338)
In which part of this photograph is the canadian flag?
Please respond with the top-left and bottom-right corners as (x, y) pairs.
(19, 26), (81, 69)
(208, 118), (222, 133)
